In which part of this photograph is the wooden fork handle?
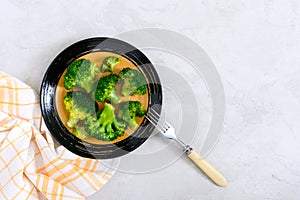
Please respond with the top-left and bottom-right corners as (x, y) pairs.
(187, 150), (227, 187)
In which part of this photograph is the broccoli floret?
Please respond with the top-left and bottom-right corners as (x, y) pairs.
(94, 74), (121, 104)
(63, 91), (97, 128)
(100, 56), (121, 72)
(119, 68), (147, 96)
(84, 103), (126, 141)
(73, 124), (89, 140)
(64, 59), (99, 93)
(117, 101), (147, 130)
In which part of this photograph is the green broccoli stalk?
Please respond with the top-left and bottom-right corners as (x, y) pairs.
(63, 91), (97, 128)
(94, 74), (121, 104)
(117, 101), (147, 130)
(119, 68), (147, 96)
(64, 59), (99, 93)
(100, 56), (121, 72)
(84, 103), (126, 141)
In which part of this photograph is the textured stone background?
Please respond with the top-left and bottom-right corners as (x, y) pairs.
(1, 0), (300, 199)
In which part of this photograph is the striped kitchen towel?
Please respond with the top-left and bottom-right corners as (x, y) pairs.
(0, 71), (119, 200)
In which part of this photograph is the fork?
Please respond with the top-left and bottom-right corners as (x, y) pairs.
(146, 109), (227, 187)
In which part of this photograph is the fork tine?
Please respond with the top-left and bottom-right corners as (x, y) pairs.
(146, 117), (166, 132)
(146, 110), (160, 124)
(146, 108), (169, 132)
(165, 121), (171, 128)
(148, 109), (171, 129)
(145, 112), (159, 126)
(145, 113), (166, 132)
(147, 109), (160, 121)
(145, 116), (164, 133)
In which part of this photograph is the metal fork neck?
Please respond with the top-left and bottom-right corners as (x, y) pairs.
(174, 138), (193, 155)
(183, 145), (193, 155)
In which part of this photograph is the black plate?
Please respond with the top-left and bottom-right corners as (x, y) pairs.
(40, 37), (162, 159)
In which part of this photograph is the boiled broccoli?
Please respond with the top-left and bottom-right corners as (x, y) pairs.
(84, 103), (126, 141)
(64, 59), (99, 93)
(94, 74), (121, 104)
(119, 68), (147, 96)
(73, 124), (89, 140)
(117, 101), (147, 130)
(63, 91), (97, 128)
(100, 56), (120, 72)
